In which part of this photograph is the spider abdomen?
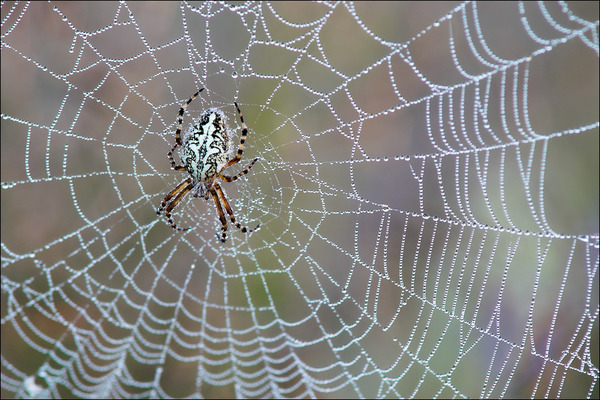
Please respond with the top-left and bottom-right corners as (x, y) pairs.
(180, 110), (231, 182)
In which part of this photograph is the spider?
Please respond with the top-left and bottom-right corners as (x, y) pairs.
(157, 88), (259, 242)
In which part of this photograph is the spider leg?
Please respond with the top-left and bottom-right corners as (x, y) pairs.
(167, 142), (187, 172)
(218, 157), (258, 182)
(161, 178), (194, 231)
(226, 102), (249, 168)
(175, 88), (204, 145)
(209, 187), (229, 242)
(169, 88), (204, 171)
(214, 181), (259, 238)
(157, 178), (191, 215)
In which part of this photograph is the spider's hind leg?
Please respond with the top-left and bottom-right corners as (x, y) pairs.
(167, 142), (187, 172)
(218, 157), (258, 183)
(226, 102), (250, 168)
(169, 88), (204, 170)
(175, 88), (204, 145)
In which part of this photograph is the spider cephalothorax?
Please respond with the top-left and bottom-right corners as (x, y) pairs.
(157, 88), (259, 242)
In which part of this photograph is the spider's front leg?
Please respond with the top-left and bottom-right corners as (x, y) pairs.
(157, 178), (194, 231)
(209, 187), (229, 242)
(214, 181), (259, 238)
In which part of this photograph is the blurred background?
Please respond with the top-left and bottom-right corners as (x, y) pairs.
(2, 2), (598, 398)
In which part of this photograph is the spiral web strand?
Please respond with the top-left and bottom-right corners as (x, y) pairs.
(1, 2), (598, 398)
